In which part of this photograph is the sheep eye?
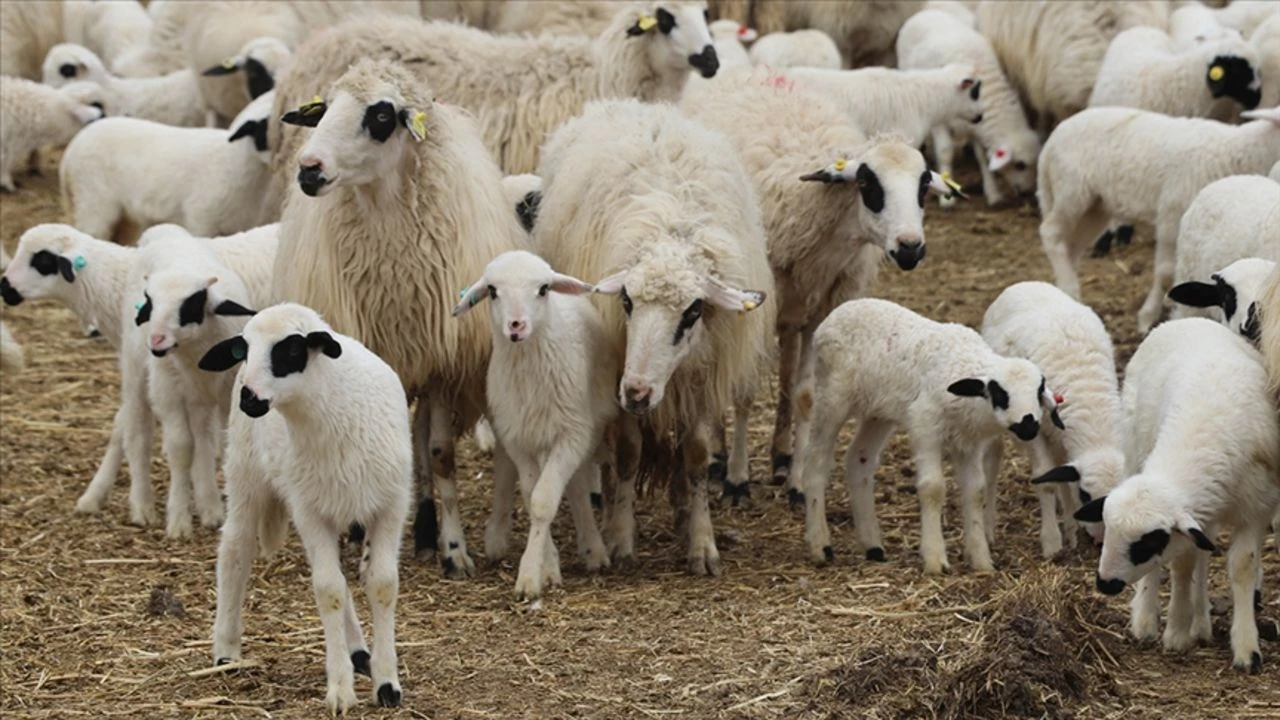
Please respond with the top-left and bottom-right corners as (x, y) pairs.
(377, 112), (390, 123)
(538, 284), (549, 297)
(620, 287), (633, 316)
(673, 299), (704, 344)
(488, 284), (498, 300)
(1013, 161), (1028, 171)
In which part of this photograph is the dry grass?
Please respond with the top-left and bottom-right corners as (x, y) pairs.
(3, 151), (1279, 720)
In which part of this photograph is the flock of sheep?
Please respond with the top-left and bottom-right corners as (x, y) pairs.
(1, 0), (1279, 714)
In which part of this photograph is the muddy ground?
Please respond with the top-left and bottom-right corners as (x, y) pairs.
(2, 151), (1278, 720)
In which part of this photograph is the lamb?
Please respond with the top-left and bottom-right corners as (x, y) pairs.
(1076, 317), (1280, 672)
(0, 76), (103, 193)
(709, 0), (923, 68)
(897, 8), (1041, 207)
(198, 36), (292, 103)
(1169, 258), (1276, 341)
(980, 281), (1125, 558)
(60, 90), (278, 242)
(747, 29), (841, 70)
(535, 98), (775, 574)
(272, 59), (526, 577)
(682, 67), (954, 498)
(783, 63), (985, 149)
(269, 2), (721, 176)
(1089, 26), (1262, 118)
(199, 303), (407, 714)
(39, 43), (207, 126)
(1, 0), (151, 80)
(452, 251), (616, 599)
(1034, 105), (1280, 331)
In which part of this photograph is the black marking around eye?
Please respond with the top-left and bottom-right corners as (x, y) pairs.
(673, 299), (704, 344)
(270, 333), (310, 377)
(1128, 529), (1170, 565)
(855, 163), (884, 213)
(986, 380), (1009, 410)
(30, 250), (59, 276)
(657, 8), (676, 34)
(621, 287), (633, 316)
(242, 57), (274, 99)
(363, 100), (398, 143)
(178, 289), (208, 326)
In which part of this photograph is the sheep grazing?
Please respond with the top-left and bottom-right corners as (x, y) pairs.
(1035, 105), (1280, 330)
(981, 281), (1125, 557)
(683, 67), (952, 499)
(897, 8), (1040, 207)
(200, 303), (408, 714)
(0, 76), (103, 193)
(60, 90), (278, 242)
(711, 0), (923, 68)
(270, 2), (720, 176)
(0, 0), (151, 80)
(273, 58), (526, 577)
(40, 43), (206, 127)
(452, 251), (615, 600)
(1077, 318), (1280, 672)
(1170, 258), (1276, 341)
(791, 298), (1064, 575)
(536, 98), (775, 574)
(784, 63), (985, 149)
(747, 29), (841, 70)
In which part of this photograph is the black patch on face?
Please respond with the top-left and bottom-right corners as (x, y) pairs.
(515, 190), (540, 232)
(917, 170), (930, 208)
(242, 57), (274, 99)
(657, 7), (676, 33)
(855, 163), (884, 213)
(487, 284), (498, 301)
(270, 333), (310, 377)
(0, 277), (22, 306)
(672, 298), (703, 344)
(1243, 302), (1260, 342)
(986, 380), (1009, 410)
(135, 293), (152, 325)
(620, 287), (633, 316)
(363, 100), (398, 143)
(30, 250), (59, 277)
(59, 63), (77, 79)
(228, 118), (268, 153)
(1128, 529), (1170, 566)
(178, 289), (208, 326)
(1207, 55), (1261, 109)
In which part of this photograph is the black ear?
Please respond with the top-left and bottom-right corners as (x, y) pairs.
(948, 378), (986, 397)
(1186, 527), (1216, 553)
(1074, 496), (1105, 523)
(1030, 464), (1080, 485)
(57, 255), (75, 282)
(228, 119), (260, 144)
(1243, 302), (1260, 342)
(213, 299), (256, 316)
(199, 336), (248, 372)
(626, 20), (647, 36)
(799, 169), (843, 184)
(1050, 407), (1065, 430)
(242, 57), (274, 99)
(281, 101), (326, 127)
(1167, 281), (1222, 308)
(202, 62), (239, 76)
(306, 330), (342, 359)
(134, 295), (152, 325)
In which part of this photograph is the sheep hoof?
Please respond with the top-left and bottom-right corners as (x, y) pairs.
(787, 487), (805, 509)
(350, 650), (371, 677)
(376, 682), (402, 708)
(326, 681), (357, 717)
(865, 546), (887, 562)
(75, 493), (104, 515)
(721, 480), (749, 507)
(1115, 224), (1134, 247)
(347, 522), (366, 545)
(769, 453), (791, 485)
(1236, 651), (1263, 674)
(440, 548), (476, 579)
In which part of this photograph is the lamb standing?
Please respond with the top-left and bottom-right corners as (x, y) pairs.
(0, 76), (102, 192)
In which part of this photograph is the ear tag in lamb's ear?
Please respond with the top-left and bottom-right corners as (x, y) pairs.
(833, 158), (847, 172)
(1054, 392), (1065, 405)
(135, 300), (145, 311)
(221, 58), (237, 70)
(73, 255), (87, 270)
(638, 15), (657, 31)
(940, 172), (963, 194)
(409, 110), (427, 141)
(1209, 65), (1225, 81)
(300, 96), (325, 115)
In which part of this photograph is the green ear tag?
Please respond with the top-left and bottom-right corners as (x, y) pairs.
(231, 344), (246, 360)
(73, 255), (87, 270)
(135, 300), (145, 311)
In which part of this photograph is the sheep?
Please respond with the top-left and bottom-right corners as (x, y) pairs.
(709, 0), (924, 68)
(0, 0), (150, 80)
(1034, 105), (1280, 331)
(682, 67), (954, 498)
(269, 2), (721, 176)
(535, 97), (775, 574)
(1, 224), (156, 525)
(747, 29), (841, 70)
(1076, 317), (1280, 672)
(199, 303), (408, 714)
(1252, 13), (1280, 111)
(790, 298), (1064, 575)
(897, 8), (1041, 207)
(272, 59), (526, 577)
(707, 18), (754, 69)
(974, 1), (1172, 134)
(1170, 2), (1236, 49)
(1169, 258), (1276, 342)
(0, 76), (103, 193)
(451, 251), (616, 599)
(980, 281), (1125, 558)
(39, 43), (207, 126)
(783, 64), (985, 149)
(1089, 26), (1262, 119)
(59, 90), (277, 243)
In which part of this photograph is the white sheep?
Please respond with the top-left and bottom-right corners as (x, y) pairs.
(452, 251), (616, 600)
(682, 67), (954, 498)
(980, 281), (1125, 558)
(536, 97), (776, 574)
(791, 298), (1064, 575)
(897, 7), (1041, 207)
(784, 63), (985, 149)
(747, 29), (841, 70)
(199, 303), (407, 715)
(1076, 317), (1280, 672)
(1, 0), (150, 80)
(1170, 2), (1236, 49)
(39, 43), (206, 126)
(270, 2), (720, 175)
(712, 0), (923, 68)
(1034, 105), (1280, 331)
(1252, 13), (1280, 111)
(0, 76), (103, 193)
(272, 58), (526, 577)
(1170, 258), (1276, 341)
(60, 91), (278, 242)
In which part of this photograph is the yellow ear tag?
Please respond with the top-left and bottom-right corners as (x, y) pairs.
(941, 172), (962, 192)
(637, 15), (657, 31)
(1209, 65), (1225, 81)
(299, 95), (325, 115)
(220, 58), (237, 70)
(409, 110), (427, 141)
(833, 158), (847, 172)
(742, 300), (758, 312)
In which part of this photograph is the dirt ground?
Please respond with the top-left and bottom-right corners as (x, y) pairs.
(2, 150), (1279, 720)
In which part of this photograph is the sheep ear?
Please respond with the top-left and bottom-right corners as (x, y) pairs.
(1050, 407), (1066, 430)
(198, 336), (248, 372)
(228, 119), (261, 144)
(592, 271), (627, 295)
(548, 273), (594, 296)
(1030, 464), (1080, 485)
(134, 295), (152, 325)
(451, 277), (488, 317)
(627, 14), (657, 36)
(988, 146), (1012, 172)
(71, 104), (102, 124)
(947, 378), (987, 398)
(704, 276), (766, 313)
(398, 108), (427, 142)
(213, 299), (256, 316)
(1167, 281), (1222, 308)
(242, 58), (274, 99)
(306, 331), (342, 359)
(800, 158), (853, 184)
(929, 170), (966, 199)
(202, 58), (240, 76)
(1178, 524), (1216, 553)
(56, 255), (75, 283)
(1243, 302), (1261, 341)
(281, 98), (326, 127)
(1073, 496), (1105, 522)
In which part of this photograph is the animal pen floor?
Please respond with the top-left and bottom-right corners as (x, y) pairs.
(2, 154), (1278, 720)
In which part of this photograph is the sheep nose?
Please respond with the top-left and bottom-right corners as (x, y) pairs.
(508, 320), (527, 342)
(1096, 573), (1125, 596)
(689, 44), (719, 78)
(1010, 414), (1040, 441)
(239, 385), (271, 418)
(623, 385), (652, 414)
(0, 277), (24, 306)
(891, 238), (926, 270)
(297, 162), (328, 197)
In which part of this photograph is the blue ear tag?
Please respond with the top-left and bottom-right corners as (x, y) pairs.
(231, 344), (246, 360)
(73, 255), (87, 270)
(458, 289), (467, 298)
(135, 300), (145, 310)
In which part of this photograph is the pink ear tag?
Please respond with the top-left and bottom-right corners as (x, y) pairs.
(1054, 392), (1065, 405)
(995, 148), (1007, 158)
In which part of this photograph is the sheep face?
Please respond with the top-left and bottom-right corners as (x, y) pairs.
(1168, 258), (1275, 341)
(451, 251), (594, 343)
(1074, 479), (1216, 595)
(135, 273), (253, 357)
(941, 63), (984, 125)
(627, 3), (720, 79)
(1206, 50), (1262, 110)
(41, 43), (105, 87)
(986, 127), (1041, 197)
(1031, 449), (1127, 545)
(1, 225), (85, 306)
(227, 91), (276, 163)
(946, 357), (1063, 442)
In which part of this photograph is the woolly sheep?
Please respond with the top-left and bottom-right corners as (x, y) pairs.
(60, 91), (278, 242)
(784, 63), (985, 149)
(980, 281), (1125, 558)
(1034, 105), (1280, 330)
(199, 303), (408, 714)
(0, 0), (150, 80)
(270, 2), (720, 176)
(536, 98), (775, 574)
(1252, 13), (1280, 111)
(897, 8), (1041, 207)
(1170, 2), (1236, 49)
(791, 299), (1063, 574)
(683, 67), (954, 497)
(452, 251), (616, 599)
(1170, 257), (1276, 341)
(273, 59), (526, 577)
(747, 29), (841, 70)
(1076, 318), (1280, 672)
(40, 43), (206, 126)
(0, 76), (102, 193)
(711, 0), (923, 68)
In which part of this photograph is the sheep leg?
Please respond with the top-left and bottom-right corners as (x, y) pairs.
(295, 514), (356, 715)
(1137, 215), (1179, 334)
(341, 584), (370, 677)
(1026, 436), (1063, 558)
(792, 353), (852, 564)
(484, 438), (517, 563)
(1056, 482), (1080, 549)
(566, 461), (609, 572)
(1229, 531), (1263, 673)
(410, 399), (438, 560)
(709, 417), (729, 500)
(981, 438), (1003, 547)
(842, 418), (894, 563)
(770, 325), (802, 488)
(683, 423), (720, 577)
(724, 401), (752, 506)
(75, 405), (125, 514)
(909, 431), (950, 575)
(785, 328), (818, 506)
(121, 358), (157, 526)
(604, 416), (639, 564)
(429, 396), (474, 578)
(1040, 215), (1082, 300)
(1163, 549), (1199, 652)
(931, 125), (959, 209)
(156, 398), (196, 539)
(956, 450), (994, 572)
(364, 510), (404, 707)
(972, 138), (1005, 208)
(211, 483), (266, 666)
(1129, 570), (1162, 642)
(516, 445), (585, 600)
(1192, 550), (1212, 645)
(188, 404), (224, 529)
